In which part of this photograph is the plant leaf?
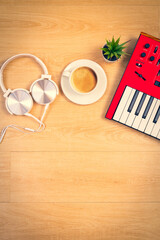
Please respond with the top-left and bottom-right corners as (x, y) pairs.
(101, 48), (108, 51)
(116, 50), (125, 55)
(118, 40), (130, 47)
(104, 37), (130, 58)
(114, 52), (119, 58)
(106, 39), (110, 46)
(115, 37), (120, 45)
(112, 36), (115, 45)
(115, 45), (126, 50)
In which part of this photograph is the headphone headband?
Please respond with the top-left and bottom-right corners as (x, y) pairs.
(0, 53), (48, 93)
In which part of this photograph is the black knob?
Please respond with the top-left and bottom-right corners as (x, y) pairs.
(141, 52), (146, 57)
(145, 43), (150, 49)
(150, 56), (155, 61)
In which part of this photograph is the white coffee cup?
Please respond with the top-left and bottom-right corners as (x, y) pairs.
(63, 66), (98, 95)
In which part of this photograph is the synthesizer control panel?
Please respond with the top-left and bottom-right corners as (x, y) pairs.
(105, 32), (160, 140)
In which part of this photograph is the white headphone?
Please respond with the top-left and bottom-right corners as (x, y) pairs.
(0, 53), (59, 143)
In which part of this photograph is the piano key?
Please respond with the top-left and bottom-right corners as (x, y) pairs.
(125, 92), (143, 126)
(113, 86), (132, 121)
(157, 130), (160, 140)
(132, 95), (150, 129)
(127, 90), (139, 112)
(119, 89), (136, 124)
(144, 100), (160, 135)
(135, 93), (146, 116)
(138, 98), (157, 132)
(153, 106), (160, 123)
(142, 96), (154, 119)
(151, 117), (160, 138)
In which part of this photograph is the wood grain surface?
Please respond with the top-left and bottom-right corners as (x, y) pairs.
(0, 0), (160, 239)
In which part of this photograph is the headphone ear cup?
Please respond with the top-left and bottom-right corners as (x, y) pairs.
(30, 78), (58, 105)
(5, 89), (33, 115)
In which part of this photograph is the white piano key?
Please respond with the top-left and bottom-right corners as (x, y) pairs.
(132, 95), (150, 129)
(138, 98), (157, 132)
(113, 86), (132, 121)
(157, 130), (160, 140)
(119, 88), (136, 124)
(145, 100), (160, 135)
(125, 91), (143, 126)
(151, 118), (160, 138)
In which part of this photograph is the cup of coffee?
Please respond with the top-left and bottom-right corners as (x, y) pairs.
(63, 66), (98, 94)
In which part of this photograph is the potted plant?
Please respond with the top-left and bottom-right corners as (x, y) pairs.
(101, 37), (129, 63)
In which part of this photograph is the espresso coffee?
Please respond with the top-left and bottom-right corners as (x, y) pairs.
(70, 67), (97, 93)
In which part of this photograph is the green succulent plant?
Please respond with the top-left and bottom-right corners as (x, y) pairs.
(101, 36), (129, 60)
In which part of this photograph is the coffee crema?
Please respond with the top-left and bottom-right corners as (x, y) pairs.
(70, 67), (97, 93)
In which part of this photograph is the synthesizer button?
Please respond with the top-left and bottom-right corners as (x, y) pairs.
(136, 63), (142, 67)
(154, 46), (158, 53)
(138, 97), (157, 132)
(156, 59), (160, 66)
(145, 100), (160, 135)
(132, 95), (150, 129)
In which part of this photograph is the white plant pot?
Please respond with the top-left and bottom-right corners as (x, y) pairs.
(102, 54), (119, 63)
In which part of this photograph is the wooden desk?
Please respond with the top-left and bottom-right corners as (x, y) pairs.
(0, 0), (160, 239)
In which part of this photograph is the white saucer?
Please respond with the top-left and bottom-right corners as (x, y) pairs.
(61, 59), (107, 105)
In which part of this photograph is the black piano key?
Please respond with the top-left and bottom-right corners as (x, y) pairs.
(127, 90), (139, 113)
(142, 96), (154, 119)
(153, 106), (160, 123)
(135, 93), (146, 116)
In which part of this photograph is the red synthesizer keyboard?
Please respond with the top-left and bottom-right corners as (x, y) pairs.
(105, 32), (160, 140)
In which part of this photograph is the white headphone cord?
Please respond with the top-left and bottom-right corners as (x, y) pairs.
(0, 122), (45, 143)
(0, 103), (50, 143)
(0, 113), (46, 143)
